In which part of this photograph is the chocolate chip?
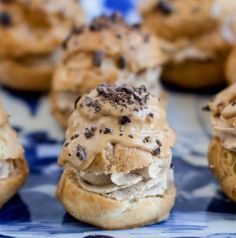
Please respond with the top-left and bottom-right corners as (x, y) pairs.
(156, 139), (162, 147)
(153, 147), (161, 156)
(202, 105), (210, 111)
(143, 136), (151, 143)
(118, 56), (126, 69)
(84, 96), (92, 107)
(148, 112), (154, 118)
(84, 127), (96, 139)
(93, 50), (104, 67)
(231, 101), (236, 106)
(119, 115), (131, 125)
(132, 23), (141, 29)
(0, 11), (12, 27)
(74, 96), (81, 109)
(103, 127), (112, 134)
(62, 27), (84, 49)
(76, 145), (87, 160)
(128, 134), (134, 138)
(71, 134), (79, 140)
(155, 0), (173, 15)
(64, 142), (69, 147)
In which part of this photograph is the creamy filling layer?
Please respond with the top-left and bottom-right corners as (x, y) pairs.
(159, 40), (213, 63)
(76, 158), (173, 201)
(0, 160), (13, 179)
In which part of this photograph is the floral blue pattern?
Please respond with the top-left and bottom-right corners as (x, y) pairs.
(0, 1), (235, 237)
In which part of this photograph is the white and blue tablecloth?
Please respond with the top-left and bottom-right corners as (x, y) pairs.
(0, 1), (235, 237)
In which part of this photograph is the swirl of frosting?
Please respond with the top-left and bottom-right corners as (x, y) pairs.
(59, 84), (175, 170)
(209, 83), (236, 152)
(59, 84), (175, 200)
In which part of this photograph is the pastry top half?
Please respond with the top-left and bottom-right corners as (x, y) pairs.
(0, 102), (24, 179)
(53, 13), (167, 93)
(59, 84), (175, 201)
(0, 0), (85, 57)
(209, 83), (236, 152)
(141, 0), (235, 62)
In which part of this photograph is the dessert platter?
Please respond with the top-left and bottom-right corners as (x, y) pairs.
(0, 0), (235, 237)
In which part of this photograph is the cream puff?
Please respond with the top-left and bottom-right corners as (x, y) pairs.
(208, 83), (236, 202)
(51, 14), (167, 128)
(141, 0), (236, 89)
(0, 0), (85, 91)
(56, 84), (176, 229)
(0, 102), (28, 208)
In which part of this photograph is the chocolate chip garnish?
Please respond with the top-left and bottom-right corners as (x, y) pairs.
(155, 0), (173, 15)
(119, 115), (131, 125)
(156, 139), (162, 147)
(231, 101), (236, 106)
(153, 147), (161, 156)
(84, 127), (96, 139)
(103, 127), (112, 134)
(143, 136), (151, 143)
(74, 96), (81, 109)
(0, 11), (12, 27)
(84, 96), (92, 107)
(202, 105), (210, 111)
(128, 134), (134, 138)
(76, 145), (87, 160)
(71, 134), (79, 140)
(93, 50), (104, 67)
(64, 142), (69, 147)
(148, 112), (154, 118)
(118, 56), (126, 69)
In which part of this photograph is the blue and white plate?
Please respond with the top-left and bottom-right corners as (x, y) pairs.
(0, 1), (235, 237)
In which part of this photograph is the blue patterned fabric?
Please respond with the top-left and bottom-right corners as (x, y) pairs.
(0, 1), (235, 237)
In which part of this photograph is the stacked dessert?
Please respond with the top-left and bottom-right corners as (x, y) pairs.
(208, 83), (236, 201)
(56, 84), (176, 229)
(51, 14), (167, 127)
(0, 103), (28, 207)
(0, 0), (84, 91)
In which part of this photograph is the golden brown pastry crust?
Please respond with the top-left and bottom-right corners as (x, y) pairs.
(0, 157), (28, 208)
(141, 0), (217, 41)
(0, 0), (85, 57)
(208, 137), (236, 202)
(56, 168), (176, 230)
(225, 47), (236, 85)
(162, 55), (226, 89)
(141, 0), (234, 89)
(0, 54), (55, 91)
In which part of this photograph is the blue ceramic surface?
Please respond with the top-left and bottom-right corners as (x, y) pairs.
(0, 1), (235, 237)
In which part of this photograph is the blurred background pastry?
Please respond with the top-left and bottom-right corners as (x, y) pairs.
(141, 0), (236, 90)
(225, 48), (236, 84)
(56, 84), (176, 229)
(51, 13), (167, 128)
(0, 102), (28, 208)
(0, 0), (85, 91)
(208, 83), (236, 202)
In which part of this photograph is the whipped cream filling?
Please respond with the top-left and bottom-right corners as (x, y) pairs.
(0, 160), (13, 179)
(211, 0), (236, 43)
(160, 40), (213, 63)
(210, 84), (236, 152)
(76, 157), (173, 201)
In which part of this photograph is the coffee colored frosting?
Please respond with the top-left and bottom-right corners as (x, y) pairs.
(59, 84), (175, 200)
(210, 84), (236, 152)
